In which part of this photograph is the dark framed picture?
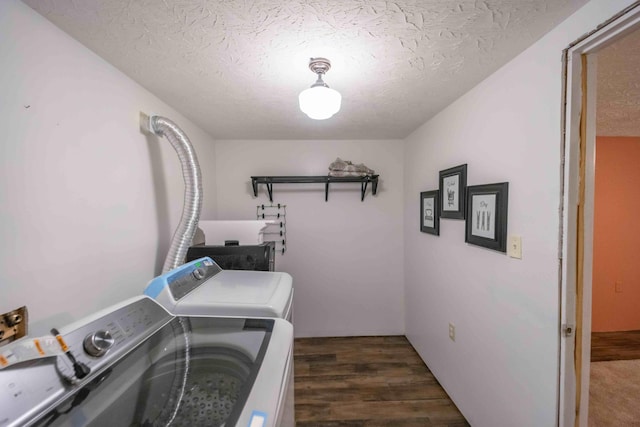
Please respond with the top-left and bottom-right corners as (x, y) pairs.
(439, 164), (467, 219)
(465, 182), (509, 252)
(420, 190), (439, 235)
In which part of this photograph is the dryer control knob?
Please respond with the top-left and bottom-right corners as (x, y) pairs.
(83, 330), (114, 357)
(192, 267), (206, 280)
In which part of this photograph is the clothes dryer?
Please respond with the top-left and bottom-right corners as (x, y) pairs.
(143, 257), (293, 321)
(142, 257), (296, 425)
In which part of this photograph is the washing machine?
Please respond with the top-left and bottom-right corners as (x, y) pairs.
(0, 296), (294, 427)
(143, 257), (293, 321)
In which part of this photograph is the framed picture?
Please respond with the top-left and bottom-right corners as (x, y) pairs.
(465, 182), (509, 252)
(439, 164), (467, 219)
(420, 190), (439, 235)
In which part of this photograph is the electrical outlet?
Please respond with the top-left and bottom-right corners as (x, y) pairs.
(449, 323), (456, 342)
(0, 306), (27, 345)
(615, 281), (623, 293)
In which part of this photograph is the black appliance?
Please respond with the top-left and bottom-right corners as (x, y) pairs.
(186, 241), (275, 271)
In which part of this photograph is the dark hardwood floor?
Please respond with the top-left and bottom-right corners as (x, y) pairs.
(294, 336), (469, 427)
(591, 330), (640, 362)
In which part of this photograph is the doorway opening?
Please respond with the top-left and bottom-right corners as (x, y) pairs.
(560, 3), (640, 426)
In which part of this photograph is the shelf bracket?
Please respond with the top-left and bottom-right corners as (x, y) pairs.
(266, 182), (274, 202)
(251, 178), (259, 197)
(361, 181), (369, 201)
(325, 182), (330, 202)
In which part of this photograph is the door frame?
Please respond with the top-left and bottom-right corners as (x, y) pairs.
(559, 3), (640, 426)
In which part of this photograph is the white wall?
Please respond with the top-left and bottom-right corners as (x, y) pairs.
(403, 1), (636, 426)
(215, 140), (404, 337)
(0, 0), (217, 335)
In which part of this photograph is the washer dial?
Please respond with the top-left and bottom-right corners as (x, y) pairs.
(83, 330), (114, 357)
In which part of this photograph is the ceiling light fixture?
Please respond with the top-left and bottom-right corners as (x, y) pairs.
(299, 57), (342, 120)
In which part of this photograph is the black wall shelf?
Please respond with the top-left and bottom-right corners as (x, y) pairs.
(251, 175), (379, 202)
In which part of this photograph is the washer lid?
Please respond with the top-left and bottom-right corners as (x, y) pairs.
(174, 270), (293, 318)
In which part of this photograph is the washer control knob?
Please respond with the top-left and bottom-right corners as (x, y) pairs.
(83, 330), (114, 357)
(192, 267), (206, 280)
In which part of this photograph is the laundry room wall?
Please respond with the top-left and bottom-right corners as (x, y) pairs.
(215, 140), (404, 337)
(0, 0), (217, 336)
(403, 1), (636, 426)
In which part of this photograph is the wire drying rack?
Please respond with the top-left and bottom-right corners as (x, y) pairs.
(256, 204), (286, 254)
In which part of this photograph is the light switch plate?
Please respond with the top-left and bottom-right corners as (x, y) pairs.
(508, 235), (522, 259)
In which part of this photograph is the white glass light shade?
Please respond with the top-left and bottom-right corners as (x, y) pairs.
(298, 86), (342, 120)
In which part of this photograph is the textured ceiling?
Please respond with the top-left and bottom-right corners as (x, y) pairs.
(24, 0), (589, 139)
(597, 27), (640, 137)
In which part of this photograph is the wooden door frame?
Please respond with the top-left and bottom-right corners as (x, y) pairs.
(559, 3), (640, 426)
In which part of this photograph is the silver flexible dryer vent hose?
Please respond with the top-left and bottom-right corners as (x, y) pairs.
(145, 114), (203, 274)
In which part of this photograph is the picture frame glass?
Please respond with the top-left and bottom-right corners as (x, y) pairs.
(442, 175), (459, 212)
(465, 182), (508, 252)
(420, 189), (439, 235)
(471, 194), (496, 239)
(439, 164), (467, 220)
(423, 196), (436, 228)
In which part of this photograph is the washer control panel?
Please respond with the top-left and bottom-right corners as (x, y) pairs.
(0, 297), (172, 427)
